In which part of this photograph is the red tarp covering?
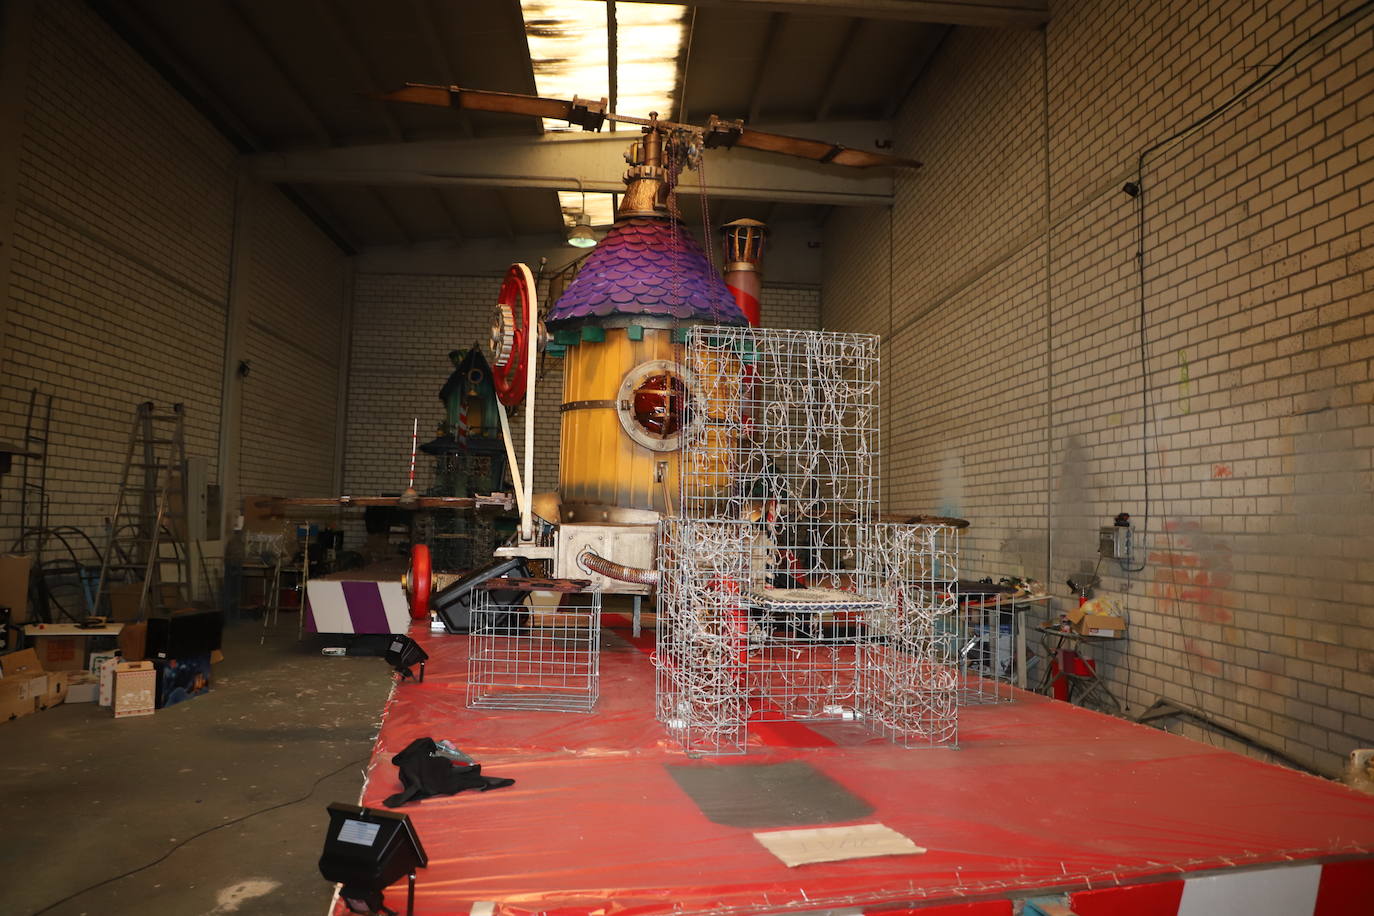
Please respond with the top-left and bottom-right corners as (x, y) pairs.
(336, 621), (1374, 915)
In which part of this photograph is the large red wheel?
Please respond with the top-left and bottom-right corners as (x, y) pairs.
(408, 543), (432, 620)
(489, 263), (537, 406)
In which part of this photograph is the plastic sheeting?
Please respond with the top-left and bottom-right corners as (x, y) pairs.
(336, 619), (1374, 915)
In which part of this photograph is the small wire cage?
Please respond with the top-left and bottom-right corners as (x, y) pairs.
(953, 591), (1019, 704)
(466, 587), (601, 713)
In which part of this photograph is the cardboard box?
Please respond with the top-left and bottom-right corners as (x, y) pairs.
(0, 678), (35, 721)
(0, 647), (68, 718)
(0, 647), (43, 678)
(1066, 605), (1126, 637)
(108, 583), (144, 622)
(90, 649), (119, 673)
(35, 670), (69, 709)
(32, 635), (86, 671)
(0, 555), (33, 624)
(113, 661), (156, 718)
(109, 582), (186, 621)
(118, 622), (147, 662)
(154, 654), (212, 708)
(67, 671), (98, 704)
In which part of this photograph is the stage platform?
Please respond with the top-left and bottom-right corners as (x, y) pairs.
(337, 618), (1374, 916)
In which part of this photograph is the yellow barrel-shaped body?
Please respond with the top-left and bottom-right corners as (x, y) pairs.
(559, 327), (677, 522)
(559, 326), (740, 523)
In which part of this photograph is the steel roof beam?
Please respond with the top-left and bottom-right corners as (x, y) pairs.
(316, 0), (405, 142)
(747, 13), (786, 125)
(242, 122), (901, 207)
(611, 0), (1047, 28)
(813, 17), (862, 122)
(410, 0), (476, 139)
(226, 0), (333, 146)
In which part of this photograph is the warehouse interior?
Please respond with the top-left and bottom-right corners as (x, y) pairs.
(1, 0), (1373, 914)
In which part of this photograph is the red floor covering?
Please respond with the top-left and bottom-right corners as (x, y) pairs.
(338, 621), (1374, 915)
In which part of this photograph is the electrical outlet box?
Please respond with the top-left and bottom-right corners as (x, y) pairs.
(1099, 525), (1131, 559)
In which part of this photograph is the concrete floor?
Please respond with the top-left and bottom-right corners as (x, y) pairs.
(0, 618), (393, 916)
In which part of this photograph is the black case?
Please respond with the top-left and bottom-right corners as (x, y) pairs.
(431, 557), (530, 633)
(146, 610), (223, 659)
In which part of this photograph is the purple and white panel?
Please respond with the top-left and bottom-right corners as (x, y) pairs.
(305, 580), (412, 634)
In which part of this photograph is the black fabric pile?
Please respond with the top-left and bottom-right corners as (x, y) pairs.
(382, 737), (516, 808)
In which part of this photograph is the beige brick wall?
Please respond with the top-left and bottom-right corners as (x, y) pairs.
(760, 284), (822, 330)
(0, 0), (346, 575)
(823, 0), (1374, 776)
(237, 185), (348, 499)
(342, 272), (562, 499)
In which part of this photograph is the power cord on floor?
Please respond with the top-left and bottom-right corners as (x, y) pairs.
(30, 756), (369, 915)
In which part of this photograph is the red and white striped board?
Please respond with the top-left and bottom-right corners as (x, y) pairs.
(862, 858), (1374, 915)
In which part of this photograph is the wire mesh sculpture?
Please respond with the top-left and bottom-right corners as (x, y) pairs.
(656, 326), (962, 754)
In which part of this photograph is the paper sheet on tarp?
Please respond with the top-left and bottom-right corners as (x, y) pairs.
(755, 823), (925, 867)
(335, 622), (1374, 916)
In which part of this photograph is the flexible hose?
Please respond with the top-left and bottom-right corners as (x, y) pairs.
(578, 549), (659, 586)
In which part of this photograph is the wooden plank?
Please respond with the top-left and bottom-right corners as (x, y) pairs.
(479, 577), (591, 593)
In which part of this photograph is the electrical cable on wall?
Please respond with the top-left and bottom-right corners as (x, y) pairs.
(1120, 0), (1374, 727)
(1122, 0), (1374, 575)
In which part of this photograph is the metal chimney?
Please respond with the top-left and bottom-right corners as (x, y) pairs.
(720, 218), (768, 327)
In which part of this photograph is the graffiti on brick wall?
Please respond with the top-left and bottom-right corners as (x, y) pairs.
(1150, 519), (1233, 676)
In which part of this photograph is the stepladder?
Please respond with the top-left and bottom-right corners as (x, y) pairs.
(95, 402), (192, 620)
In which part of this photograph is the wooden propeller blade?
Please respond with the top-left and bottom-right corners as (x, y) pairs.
(257, 495), (488, 509)
(734, 127), (920, 169)
(378, 83), (606, 129)
(379, 83), (919, 169)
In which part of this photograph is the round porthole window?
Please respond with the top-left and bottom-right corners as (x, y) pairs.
(616, 359), (699, 452)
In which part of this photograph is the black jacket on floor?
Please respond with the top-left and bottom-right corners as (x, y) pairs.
(382, 737), (515, 808)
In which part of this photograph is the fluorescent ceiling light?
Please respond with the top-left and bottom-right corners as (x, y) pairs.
(522, 1), (685, 227)
(558, 191), (616, 228)
(521, 1), (685, 130)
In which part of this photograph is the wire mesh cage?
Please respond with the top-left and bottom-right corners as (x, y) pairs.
(466, 586), (601, 713)
(856, 522), (961, 747)
(679, 325), (880, 539)
(655, 518), (753, 755)
(952, 591), (1019, 704)
(655, 327), (961, 754)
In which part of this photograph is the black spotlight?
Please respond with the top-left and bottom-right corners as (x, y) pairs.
(383, 635), (428, 682)
(320, 802), (427, 916)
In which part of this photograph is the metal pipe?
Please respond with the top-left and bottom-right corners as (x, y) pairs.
(578, 548), (658, 586)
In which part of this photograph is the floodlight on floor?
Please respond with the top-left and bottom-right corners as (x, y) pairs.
(383, 635), (428, 682)
(320, 802), (427, 916)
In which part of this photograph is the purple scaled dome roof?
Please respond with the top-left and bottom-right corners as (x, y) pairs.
(548, 216), (748, 328)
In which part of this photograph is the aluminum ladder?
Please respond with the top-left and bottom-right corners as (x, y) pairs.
(95, 402), (191, 619)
